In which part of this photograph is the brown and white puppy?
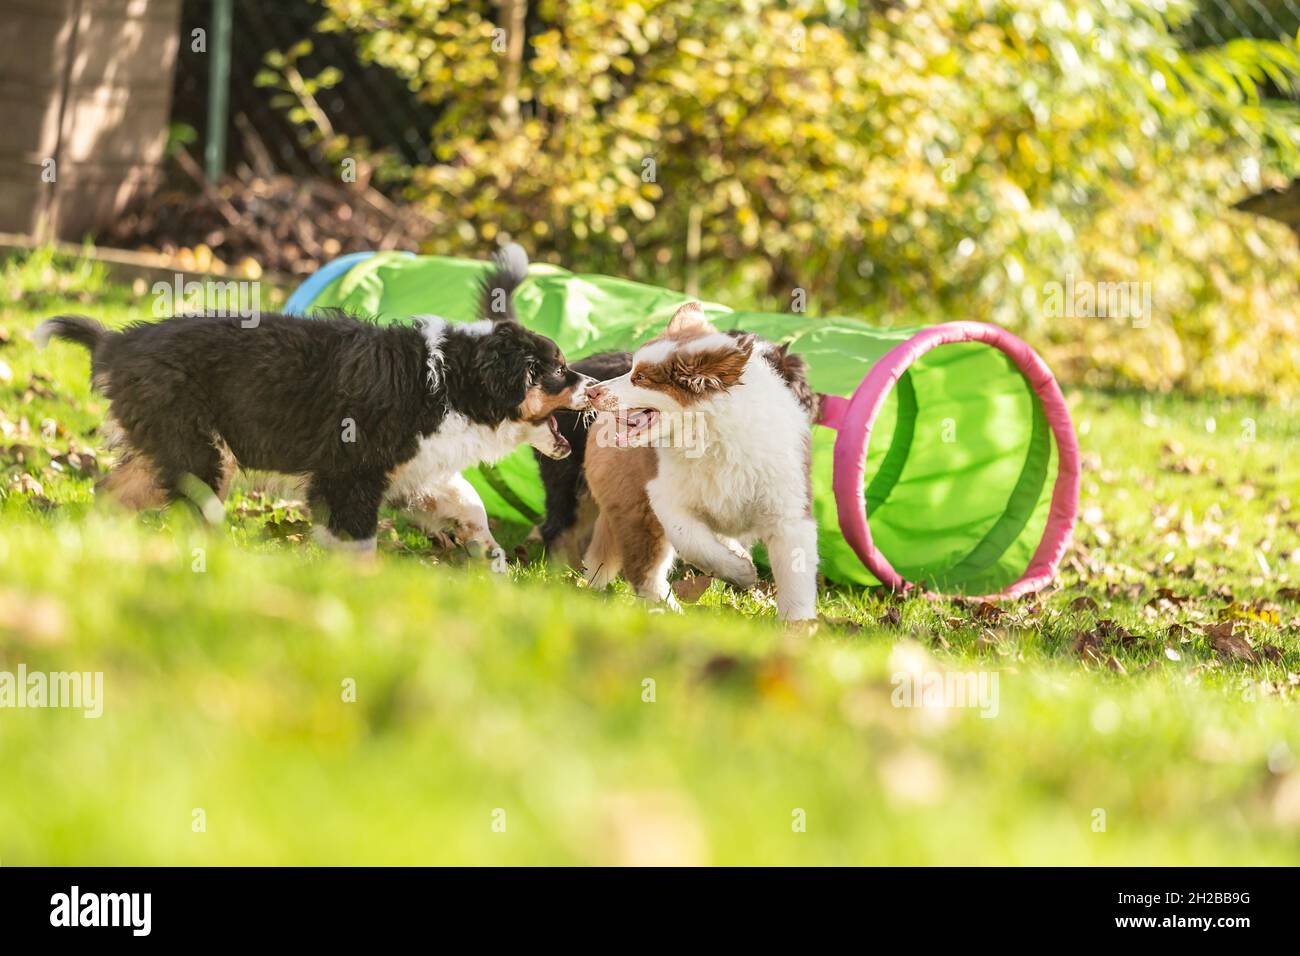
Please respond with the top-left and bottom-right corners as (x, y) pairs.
(573, 302), (820, 620)
(36, 245), (595, 565)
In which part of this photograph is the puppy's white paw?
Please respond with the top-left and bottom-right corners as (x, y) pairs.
(466, 538), (510, 572)
(714, 554), (757, 590)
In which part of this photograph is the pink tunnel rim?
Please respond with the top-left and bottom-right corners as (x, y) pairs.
(821, 321), (1080, 600)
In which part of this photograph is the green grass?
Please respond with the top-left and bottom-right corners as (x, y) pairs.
(2, 249), (1299, 864)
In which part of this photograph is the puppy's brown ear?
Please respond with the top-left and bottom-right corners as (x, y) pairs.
(766, 342), (817, 417)
(665, 302), (717, 338)
(673, 339), (752, 394)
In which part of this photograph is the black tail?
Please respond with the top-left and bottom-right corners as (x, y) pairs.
(478, 243), (530, 322)
(33, 314), (109, 353)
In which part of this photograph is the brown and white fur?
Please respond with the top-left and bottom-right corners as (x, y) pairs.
(579, 303), (820, 621)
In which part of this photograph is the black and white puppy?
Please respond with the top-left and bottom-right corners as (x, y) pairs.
(35, 245), (596, 563)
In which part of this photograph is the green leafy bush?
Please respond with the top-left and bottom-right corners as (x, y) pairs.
(278, 0), (1300, 396)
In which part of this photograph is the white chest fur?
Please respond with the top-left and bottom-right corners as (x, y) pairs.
(654, 356), (811, 536)
(385, 413), (530, 503)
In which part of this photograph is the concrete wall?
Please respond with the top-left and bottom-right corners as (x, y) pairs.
(0, 0), (182, 240)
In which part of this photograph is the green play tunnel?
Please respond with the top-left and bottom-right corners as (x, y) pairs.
(286, 252), (1079, 597)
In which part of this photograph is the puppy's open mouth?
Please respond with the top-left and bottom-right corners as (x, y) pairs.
(544, 414), (571, 458)
(616, 408), (658, 446)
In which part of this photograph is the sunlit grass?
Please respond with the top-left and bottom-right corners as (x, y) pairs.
(1, 259), (1298, 864)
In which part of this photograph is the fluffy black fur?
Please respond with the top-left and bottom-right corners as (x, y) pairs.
(38, 245), (586, 544)
(534, 333), (818, 553)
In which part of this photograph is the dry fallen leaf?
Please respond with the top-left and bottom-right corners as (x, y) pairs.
(1217, 601), (1280, 626)
(671, 575), (714, 603)
(1072, 630), (1104, 663)
(1094, 618), (1140, 645)
(1205, 622), (1258, 663)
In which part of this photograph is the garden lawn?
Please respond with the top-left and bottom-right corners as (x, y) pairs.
(1, 252), (1298, 864)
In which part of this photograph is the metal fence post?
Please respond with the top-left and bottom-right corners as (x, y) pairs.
(205, 0), (234, 182)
